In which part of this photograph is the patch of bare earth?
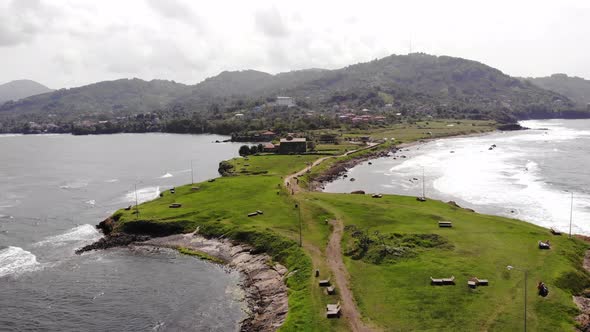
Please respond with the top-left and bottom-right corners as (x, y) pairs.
(327, 219), (375, 332)
(574, 249), (590, 331)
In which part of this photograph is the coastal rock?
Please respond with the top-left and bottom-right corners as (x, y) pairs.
(75, 233), (150, 254)
(312, 147), (398, 185)
(140, 233), (289, 332)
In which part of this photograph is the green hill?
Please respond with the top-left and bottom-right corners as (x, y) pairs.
(527, 74), (590, 107)
(0, 79), (53, 103)
(1, 54), (588, 134)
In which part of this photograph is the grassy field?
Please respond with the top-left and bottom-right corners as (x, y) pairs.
(308, 193), (589, 331)
(312, 120), (496, 143)
(111, 120), (590, 331)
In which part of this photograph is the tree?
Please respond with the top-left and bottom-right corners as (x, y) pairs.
(239, 145), (250, 156)
(249, 145), (258, 154)
(257, 143), (264, 152)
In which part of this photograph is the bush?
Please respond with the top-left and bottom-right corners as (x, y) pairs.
(239, 145), (250, 156)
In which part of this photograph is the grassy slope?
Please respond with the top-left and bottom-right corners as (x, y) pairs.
(112, 121), (588, 331)
(309, 193), (589, 331)
(116, 154), (347, 331)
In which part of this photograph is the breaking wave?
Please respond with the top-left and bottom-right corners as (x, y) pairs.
(33, 224), (101, 248)
(0, 246), (39, 278)
(125, 186), (160, 204)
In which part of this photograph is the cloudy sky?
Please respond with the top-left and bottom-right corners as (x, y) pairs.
(1, 0), (589, 88)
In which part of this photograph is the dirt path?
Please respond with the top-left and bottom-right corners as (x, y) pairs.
(574, 249), (590, 329)
(327, 219), (372, 332)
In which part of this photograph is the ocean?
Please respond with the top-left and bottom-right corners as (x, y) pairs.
(324, 119), (590, 235)
(0, 133), (245, 331)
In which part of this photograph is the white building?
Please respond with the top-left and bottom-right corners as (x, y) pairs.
(276, 96), (296, 107)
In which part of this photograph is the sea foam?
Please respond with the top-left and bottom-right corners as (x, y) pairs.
(33, 224), (101, 247)
(0, 246), (39, 278)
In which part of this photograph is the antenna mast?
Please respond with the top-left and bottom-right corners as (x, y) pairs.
(422, 167), (425, 198)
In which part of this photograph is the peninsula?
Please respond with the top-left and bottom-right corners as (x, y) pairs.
(83, 120), (590, 331)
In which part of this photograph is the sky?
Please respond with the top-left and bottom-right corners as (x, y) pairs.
(1, 0), (589, 88)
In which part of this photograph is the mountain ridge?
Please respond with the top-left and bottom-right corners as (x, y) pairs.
(0, 80), (53, 103)
(0, 53), (587, 135)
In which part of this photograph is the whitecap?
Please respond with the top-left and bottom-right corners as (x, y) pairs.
(33, 224), (101, 247)
(105, 179), (119, 183)
(160, 172), (173, 178)
(0, 246), (39, 277)
(59, 181), (89, 190)
(125, 186), (160, 204)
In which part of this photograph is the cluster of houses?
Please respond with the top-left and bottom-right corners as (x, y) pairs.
(338, 113), (387, 124)
(252, 130), (308, 154)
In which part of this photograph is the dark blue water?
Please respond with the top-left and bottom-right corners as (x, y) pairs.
(0, 134), (245, 331)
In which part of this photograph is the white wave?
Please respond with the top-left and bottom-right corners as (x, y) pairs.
(105, 179), (119, 183)
(160, 172), (173, 178)
(0, 134), (23, 138)
(0, 246), (39, 277)
(59, 181), (89, 189)
(33, 224), (101, 247)
(125, 186), (160, 204)
(85, 199), (96, 206)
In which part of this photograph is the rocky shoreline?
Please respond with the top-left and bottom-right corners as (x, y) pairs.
(311, 145), (399, 191)
(77, 229), (289, 332)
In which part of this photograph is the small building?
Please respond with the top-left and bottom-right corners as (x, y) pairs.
(279, 136), (307, 154)
(319, 133), (338, 143)
(260, 130), (277, 141)
(276, 96), (296, 107)
(263, 143), (278, 152)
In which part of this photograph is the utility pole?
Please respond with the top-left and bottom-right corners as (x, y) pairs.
(134, 183), (139, 219)
(296, 203), (302, 247)
(524, 270), (529, 332)
(569, 191), (574, 238)
(507, 265), (527, 332)
(422, 166), (426, 198)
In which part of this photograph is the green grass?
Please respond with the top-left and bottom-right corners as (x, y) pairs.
(109, 123), (588, 331)
(177, 246), (225, 263)
(311, 120), (496, 143)
(115, 151), (345, 331)
(227, 154), (322, 176)
(308, 193), (589, 331)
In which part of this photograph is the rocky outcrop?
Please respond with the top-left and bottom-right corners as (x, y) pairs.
(313, 147), (398, 186)
(75, 233), (150, 254)
(138, 233), (289, 332)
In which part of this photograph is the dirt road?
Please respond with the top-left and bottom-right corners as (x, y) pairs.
(327, 219), (372, 332)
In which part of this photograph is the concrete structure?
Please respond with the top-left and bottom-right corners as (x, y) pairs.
(276, 96), (296, 107)
(278, 136), (306, 154)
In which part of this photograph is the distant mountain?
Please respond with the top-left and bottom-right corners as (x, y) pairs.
(0, 78), (191, 119)
(0, 80), (53, 103)
(182, 54), (577, 120)
(0, 54), (584, 128)
(526, 74), (590, 107)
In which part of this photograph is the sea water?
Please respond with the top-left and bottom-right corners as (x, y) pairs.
(324, 119), (590, 235)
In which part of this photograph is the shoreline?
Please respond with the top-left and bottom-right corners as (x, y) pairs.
(311, 130), (500, 192)
(78, 231), (289, 332)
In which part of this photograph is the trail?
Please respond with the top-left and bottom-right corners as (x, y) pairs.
(284, 142), (382, 331)
(284, 142), (381, 194)
(327, 219), (372, 331)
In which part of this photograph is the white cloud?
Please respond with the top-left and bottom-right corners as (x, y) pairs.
(0, 0), (588, 88)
